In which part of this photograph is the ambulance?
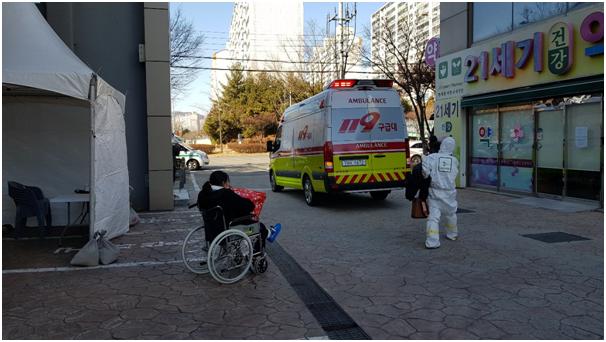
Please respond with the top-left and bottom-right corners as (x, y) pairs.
(266, 79), (410, 206)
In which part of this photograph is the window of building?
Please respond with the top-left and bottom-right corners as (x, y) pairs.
(513, 2), (567, 29)
(473, 2), (589, 43)
(472, 3), (513, 42)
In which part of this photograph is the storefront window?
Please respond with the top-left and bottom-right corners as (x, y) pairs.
(536, 104), (565, 196)
(469, 95), (602, 201)
(470, 108), (498, 187)
(498, 105), (534, 192)
(565, 99), (602, 200)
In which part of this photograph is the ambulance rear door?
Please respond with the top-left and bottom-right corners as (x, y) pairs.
(367, 90), (408, 183)
(330, 90), (377, 185)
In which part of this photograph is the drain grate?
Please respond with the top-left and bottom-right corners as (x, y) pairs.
(457, 208), (475, 213)
(267, 242), (370, 340)
(521, 231), (591, 243)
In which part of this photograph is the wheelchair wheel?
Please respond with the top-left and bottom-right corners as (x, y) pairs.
(208, 229), (253, 284)
(181, 225), (209, 274)
(252, 255), (269, 274)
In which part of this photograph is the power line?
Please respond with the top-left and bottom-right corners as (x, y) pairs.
(196, 30), (328, 37)
(173, 54), (346, 65)
(202, 36), (323, 44)
(198, 41), (335, 49)
(171, 65), (382, 75)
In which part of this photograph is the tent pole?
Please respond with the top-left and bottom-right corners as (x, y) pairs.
(89, 74), (97, 239)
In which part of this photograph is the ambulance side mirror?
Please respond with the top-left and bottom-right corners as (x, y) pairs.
(266, 141), (274, 152)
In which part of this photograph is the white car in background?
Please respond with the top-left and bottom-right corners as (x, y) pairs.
(173, 141), (210, 170)
(409, 140), (425, 166)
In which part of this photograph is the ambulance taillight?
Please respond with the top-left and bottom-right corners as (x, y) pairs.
(323, 141), (334, 172)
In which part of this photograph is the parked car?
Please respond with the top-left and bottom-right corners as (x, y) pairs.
(173, 141), (210, 170)
(409, 140), (425, 166)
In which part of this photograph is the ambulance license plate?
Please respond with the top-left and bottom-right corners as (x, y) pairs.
(341, 159), (366, 167)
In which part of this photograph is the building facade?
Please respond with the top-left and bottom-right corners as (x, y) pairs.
(209, 1), (303, 101)
(39, 3), (174, 211)
(371, 2), (440, 65)
(172, 111), (205, 133)
(227, 1), (304, 71)
(210, 49), (232, 102)
(435, 3), (603, 204)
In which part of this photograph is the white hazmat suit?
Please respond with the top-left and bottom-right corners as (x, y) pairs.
(422, 137), (459, 249)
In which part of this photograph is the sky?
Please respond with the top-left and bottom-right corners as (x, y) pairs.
(171, 1), (384, 114)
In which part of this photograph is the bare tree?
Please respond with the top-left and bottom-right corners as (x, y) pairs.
(170, 7), (204, 100)
(362, 20), (435, 147)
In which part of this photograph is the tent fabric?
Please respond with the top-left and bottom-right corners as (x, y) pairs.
(2, 3), (129, 240)
(2, 3), (92, 100)
(92, 90), (130, 239)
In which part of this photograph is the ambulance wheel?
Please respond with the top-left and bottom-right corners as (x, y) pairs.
(303, 176), (318, 206)
(370, 190), (390, 201)
(270, 171), (283, 192)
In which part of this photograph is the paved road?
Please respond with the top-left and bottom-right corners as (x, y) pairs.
(192, 154), (604, 339)
(3, 153), (603, 339)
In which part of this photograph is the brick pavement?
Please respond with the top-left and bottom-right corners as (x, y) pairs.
(266, 189), (603, 339)
(3, 153), (603, 339)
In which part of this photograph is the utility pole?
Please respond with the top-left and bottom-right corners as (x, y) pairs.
(327, 2), (357, 79)
(339, 2), (344, 79)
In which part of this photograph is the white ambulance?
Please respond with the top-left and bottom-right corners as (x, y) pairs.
(267, 79), (411, 205)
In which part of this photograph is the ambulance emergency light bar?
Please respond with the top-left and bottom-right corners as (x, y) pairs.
(326, 79), (394, 89)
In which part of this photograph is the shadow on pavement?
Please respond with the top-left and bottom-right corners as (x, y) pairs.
(273, 189), (402, 211)
(3, 226), (88, 269)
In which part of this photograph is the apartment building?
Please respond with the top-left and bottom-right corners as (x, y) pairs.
(209, 1), (303, 101)
(227, 1), (304, 71)
(370, 2), (440, 64)
(172, 111), (205, 133)
(210, 49), (232, 102)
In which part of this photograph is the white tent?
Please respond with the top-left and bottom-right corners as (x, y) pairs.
(2, 3), (129, 239)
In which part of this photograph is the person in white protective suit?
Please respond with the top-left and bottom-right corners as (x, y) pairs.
(422, 137), (459, 249)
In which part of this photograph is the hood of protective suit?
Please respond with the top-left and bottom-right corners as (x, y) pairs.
(439, 137), (456, 155)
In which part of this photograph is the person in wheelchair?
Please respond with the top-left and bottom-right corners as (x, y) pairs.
(197, 170), (269, 252)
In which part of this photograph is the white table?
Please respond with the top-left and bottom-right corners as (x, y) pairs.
(49, 193), (90, 245)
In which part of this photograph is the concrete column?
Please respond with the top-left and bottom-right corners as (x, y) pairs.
(439, 3), (470, 55)
(143, 3), (173, 210)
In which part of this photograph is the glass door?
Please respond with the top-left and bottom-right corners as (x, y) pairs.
(536, 108), (564, 196)
(470, 108), (498, 188)
(565, 101), (602, 200)
(498, 105), (534, 193)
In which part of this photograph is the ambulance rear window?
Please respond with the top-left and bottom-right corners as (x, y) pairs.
(330, 90), (407, 142)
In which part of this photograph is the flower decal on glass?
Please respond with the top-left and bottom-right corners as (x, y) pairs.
(510, 124), (524, 143)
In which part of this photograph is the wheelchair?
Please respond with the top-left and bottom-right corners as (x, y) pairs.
(182, 205), (269, 284)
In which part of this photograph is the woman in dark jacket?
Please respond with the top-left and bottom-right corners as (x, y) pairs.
(197, 171), (268, 249)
